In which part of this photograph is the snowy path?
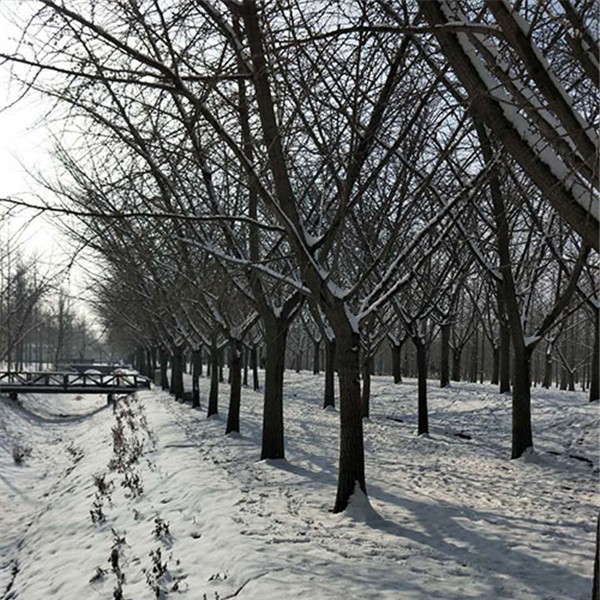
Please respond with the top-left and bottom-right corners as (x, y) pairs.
(0, 373), (597, 599)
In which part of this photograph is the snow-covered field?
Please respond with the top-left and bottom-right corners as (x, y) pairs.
(0, 372), (597, 599)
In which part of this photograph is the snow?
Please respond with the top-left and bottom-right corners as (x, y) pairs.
(501, 0), (597, 143)
(341, 485), (382, 524)
(524, 335), (541, 347)
(0, 373), (597, 599)
(448, 3), (600, 222)
(300, 227), (323, 249)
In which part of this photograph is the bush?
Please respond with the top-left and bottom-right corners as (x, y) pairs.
(12, 444), (32, 465)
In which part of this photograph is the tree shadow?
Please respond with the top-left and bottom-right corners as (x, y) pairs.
(365, 481), (591, 598)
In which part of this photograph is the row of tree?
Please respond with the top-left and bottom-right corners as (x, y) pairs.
(0, 232), (106, 369)
(3, 0), (598, 512)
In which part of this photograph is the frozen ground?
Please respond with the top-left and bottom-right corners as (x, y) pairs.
(0, 372), (597, 599)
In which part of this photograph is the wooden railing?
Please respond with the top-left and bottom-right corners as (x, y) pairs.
(0, 371), (151, 394)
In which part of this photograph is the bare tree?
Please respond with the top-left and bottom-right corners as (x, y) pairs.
(416, 0), (598, 250)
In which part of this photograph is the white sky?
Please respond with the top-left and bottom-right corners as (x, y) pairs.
(0, 2), (63, 260)
(0, 1), (96, 313)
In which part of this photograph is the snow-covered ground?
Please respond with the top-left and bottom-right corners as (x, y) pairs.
(0, 372), (597, 599)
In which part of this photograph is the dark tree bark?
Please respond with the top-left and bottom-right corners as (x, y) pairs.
(391, 341), (403, 384)
(169, 350), (175, 396)
(251, 344), (260, 391)
(334, 328), (365, 512)
(511, 343), (533, 458)
(591, 310), (599, 402)
(171, 345), (184, 401)
(242, 345), (249, 387)
(568, 369), (576, 392)
(361, 352), (372, 419)
(542, 344), (552, 389)
(498, 300), (512, 393)
(479, 334), (485, 384)
(469, 330), (479, 383)
(191, 348), (202, 408)
(313, 339), (320, 374)
(491, 343), (500, 385)
(440, 323), (451, 387)
(207, 341), (219, 417)
(136, 347), (147, 378)
(560, 367), (568, 390)
(159, 347), (169, 391)
(593, 513), (599, 600)
(324, 337), (336, 409)
(261, 317), (288, 459)
(144, 348), (151, 377)
(451, 347), (463, 381)
(175, 346), (185, 400)
(414, 337), (429, 435)
(475, 121), (533, 457)
(226, 338), (242, 434)
(150, 347), (157, 376)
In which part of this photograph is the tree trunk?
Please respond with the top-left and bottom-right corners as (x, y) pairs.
(226, 338), (242, 434)
(261, 320), (288, 459)
(172, 345), (185, 401)
(591, 310), (599, 402)
(361, 353), (372, 419)
(324, 338), (336, 409)
(159, 347), (169, 391)
(313, 339), (320, 374)
(469, 330), (478, 383)
(479, 333), (485, 384)
(137, 347), (147, 378)
(498, 300), (511, 393)
(560, 366), (568, 390)
(207, 342), (219, 417)
(414, 338), (429, 435)
(593, 513), (599, 600)
(542, 345), (553, 388)
(251, 344), (260, 391)
(219, 348), (224, 383)
(511, 346), (533, 458)
(192, 349), (201, 408)
(451, 347), (462, 381)
(168, 349), (175, 395)
(491, 344), (500, 385)
(440, 323), (450, 388)
(391, 341), (402, 384)
(242, 345), (249, 387)
(333, 329), (365, 513)
(241, 0), (363, 513)
(568, 369), (576, 392)
(145, 348), (152, 378)
(150, 347), (157, 375)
